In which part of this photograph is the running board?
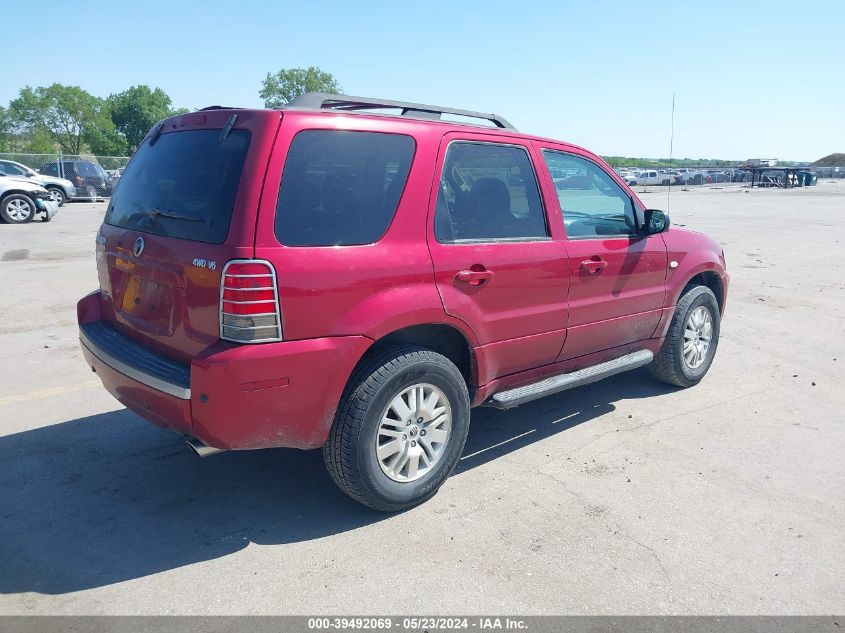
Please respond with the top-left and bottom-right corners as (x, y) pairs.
(487, 350), (654, 409)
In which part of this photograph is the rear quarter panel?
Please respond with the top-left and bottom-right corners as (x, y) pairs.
(253, 113), (460, 344)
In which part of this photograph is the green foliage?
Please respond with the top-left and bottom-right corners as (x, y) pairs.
(3, 83), (191, 156)
(82, 109), (128, 156)
(18, 129), (57, 154)
(9, 84), (109, 154)
(603, 156), (737, 168)
(108, 85), (183, 153)
(0, 106), (11, 152)
(259, 66), (341, 108)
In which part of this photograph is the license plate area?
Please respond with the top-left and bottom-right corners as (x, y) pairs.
(119, 275), (174, 331)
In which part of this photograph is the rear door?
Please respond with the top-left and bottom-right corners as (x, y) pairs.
(95, 109), (281, 363)
(537, 146), (667, 360)
(427, 133), (569, 380)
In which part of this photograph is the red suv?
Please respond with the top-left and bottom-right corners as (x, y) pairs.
(78, 93), (728, 511)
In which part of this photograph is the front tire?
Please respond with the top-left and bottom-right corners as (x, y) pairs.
(46, 187), (66, 206)
(0, 194), (36, 224)
(650, 285), (720, 387)
(323, 345), (470, 512)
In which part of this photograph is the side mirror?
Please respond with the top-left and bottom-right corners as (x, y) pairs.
(643, 208), (670, 235)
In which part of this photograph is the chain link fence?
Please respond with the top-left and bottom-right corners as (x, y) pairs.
(0, 152), (131, 201)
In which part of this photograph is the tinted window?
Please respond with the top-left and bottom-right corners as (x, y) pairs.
(75, 161), (100, 177)
(1, 162), (27, 176)
(275, 130), (415, 246)
(543, 151), (637, 238)
(104, 129), (251, 244)
(41, 163), (58, 176)
(435, 142), (547, 242)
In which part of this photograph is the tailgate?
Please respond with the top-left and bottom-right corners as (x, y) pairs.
(95, 109), (282, 364)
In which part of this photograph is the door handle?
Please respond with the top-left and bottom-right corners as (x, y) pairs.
(456, 268), (494, 286)
(580, 258), (608, 274)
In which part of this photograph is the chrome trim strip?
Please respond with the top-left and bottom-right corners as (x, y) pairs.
(222, 286), (276, 292)
(221, 299), (277, 305)
(221, 323), (279, 331)
(80, 330), (191, 400)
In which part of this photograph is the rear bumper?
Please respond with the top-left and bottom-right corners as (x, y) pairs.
(78, 291), (371, 450)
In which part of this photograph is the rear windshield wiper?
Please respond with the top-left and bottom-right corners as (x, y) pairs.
(142, 208), (202, 223)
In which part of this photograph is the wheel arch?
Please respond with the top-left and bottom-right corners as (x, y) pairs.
(683, 271), (725, 314)
(1, 189), (37, 203)
(357, 323), (476, 388)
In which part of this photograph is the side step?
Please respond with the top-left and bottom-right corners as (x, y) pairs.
(488, 350), (654, 409)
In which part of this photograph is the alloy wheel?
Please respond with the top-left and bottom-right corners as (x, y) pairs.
(376, 383), (452, 482)
(683, 306), (713, 369)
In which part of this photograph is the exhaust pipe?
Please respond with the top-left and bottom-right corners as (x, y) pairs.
(185, 437), (226, 458)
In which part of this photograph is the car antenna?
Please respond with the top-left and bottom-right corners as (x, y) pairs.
(667, 93), (675, 215)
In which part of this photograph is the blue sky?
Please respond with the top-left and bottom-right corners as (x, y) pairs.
(2, 0), (842, 161)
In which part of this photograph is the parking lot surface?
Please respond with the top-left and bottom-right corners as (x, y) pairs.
(0, 183), (843, 615)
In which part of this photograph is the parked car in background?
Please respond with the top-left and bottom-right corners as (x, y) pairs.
(675, 170), (706, 185)
(39, 160), (112, 199)
(0, 159), (77, 205)
(105, 168), (124, 187)
(0, 176), (60, 223)
(78, 92), (728, 511)
(626, 170), (674, 186)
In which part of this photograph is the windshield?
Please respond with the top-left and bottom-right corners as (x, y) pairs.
(104, 129), (251, 244)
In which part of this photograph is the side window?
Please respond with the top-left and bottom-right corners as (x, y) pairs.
(3, 163), (26, 176)
(275, 130), (415, 247)
(41, 163), (57, 176)
(435, 142), (548, 242)
(543, 151), (637, 238)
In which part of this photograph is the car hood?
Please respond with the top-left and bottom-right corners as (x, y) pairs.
(0, 176), (48, 193)
(665, 224), (723, 255)
(35, 174), (75, 188)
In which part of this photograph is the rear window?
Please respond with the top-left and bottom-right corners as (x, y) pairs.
(76, 161), (100, 177)
(275, 130), (415, 246)
(104, 129), (251, 244)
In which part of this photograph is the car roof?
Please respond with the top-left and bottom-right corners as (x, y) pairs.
(194, 92), (594, 158)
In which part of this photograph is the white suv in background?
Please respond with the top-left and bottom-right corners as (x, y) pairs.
(0, 160), (77, 206)
(0, 176), (60, 223)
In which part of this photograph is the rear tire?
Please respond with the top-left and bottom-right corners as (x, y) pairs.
(650, 285), (720, 387)
(323, 345), (470, 512)
(0, 194), (36, 224)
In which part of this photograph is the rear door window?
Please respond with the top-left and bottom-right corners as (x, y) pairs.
(104, 129), (251, 244)
(434, 142), (548, 242)
(275, 130), (415, 246)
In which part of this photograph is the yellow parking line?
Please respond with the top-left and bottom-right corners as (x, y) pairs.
(0, 380), (101, 406)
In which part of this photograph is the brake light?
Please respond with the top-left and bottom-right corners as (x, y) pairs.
(75, 176), (84, 186)
(219, 260), (282, 343)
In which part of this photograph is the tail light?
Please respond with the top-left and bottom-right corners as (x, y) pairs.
(219, 260), (282, 343)
(75, 176), (84, 186)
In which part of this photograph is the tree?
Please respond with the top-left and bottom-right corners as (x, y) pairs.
(108, 85), (186, 153)
(259, 66), (340, 108)
(0, 106), (11, 152)
(83, 106), (128, 156)
(9, 84), (107, 154)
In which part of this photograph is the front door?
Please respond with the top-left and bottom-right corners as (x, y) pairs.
(538, 147), (667, 360)
(427, 134), (569, 381)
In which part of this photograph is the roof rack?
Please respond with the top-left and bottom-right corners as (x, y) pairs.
(283, 92), (515, 130)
